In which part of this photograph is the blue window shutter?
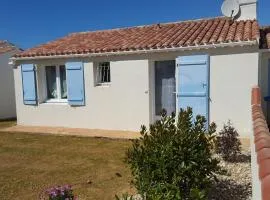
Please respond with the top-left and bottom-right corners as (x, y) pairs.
(21, 64), (37, 105)
(66, 62), (85, 106)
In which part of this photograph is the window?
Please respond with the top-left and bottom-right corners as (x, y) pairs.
(155, 61), (176, 116)
(96, 62), (111, 85)
(45, 65), (67, 102)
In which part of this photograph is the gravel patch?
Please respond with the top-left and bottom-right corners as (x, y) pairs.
(209, 151), (252, 200)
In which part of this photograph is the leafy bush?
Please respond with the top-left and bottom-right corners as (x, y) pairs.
(46, 185), (75, 200)
(126, 108), (220, 200)
(215, 120), (241, 161)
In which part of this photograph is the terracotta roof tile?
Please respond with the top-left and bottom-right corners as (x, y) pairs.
(235, 21), (244, 41)
(209, 19), (224, 43)
(0, 40), (18, 54)
(15, 17), (260, 58)
(226, 21), (238, 41)
(252, 87), (270, 200)
(243, 20), (252, 41)
(195, 20), (213, 44)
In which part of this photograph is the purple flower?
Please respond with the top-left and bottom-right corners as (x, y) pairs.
(50, 191), (57, 197)
(46, 184), (75, 200)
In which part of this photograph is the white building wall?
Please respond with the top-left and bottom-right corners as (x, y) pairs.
(237, 0), (258, 20)
(14, 46), (259, 137)
(14, 59), (150, 131)
(0, 50), (17, 119)
(210, 52), (259, 137)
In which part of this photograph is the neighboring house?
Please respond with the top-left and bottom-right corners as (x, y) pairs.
(0, 41), (21, 120)
(259, 26), (270, 123)
(10, 0), (270, 138)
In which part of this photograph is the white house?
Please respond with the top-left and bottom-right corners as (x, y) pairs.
(10, 0), (270, 138)
(0, 41), (21, 120)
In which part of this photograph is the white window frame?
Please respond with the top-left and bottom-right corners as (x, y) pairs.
(45, 65), (68, 103)
(96, 62), (111, 86)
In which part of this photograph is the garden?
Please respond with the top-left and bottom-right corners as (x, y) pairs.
(0, 108), (251, 200)
(119, 108), (251, 200)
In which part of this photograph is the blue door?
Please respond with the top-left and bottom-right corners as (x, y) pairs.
(176, 55), (209, 123)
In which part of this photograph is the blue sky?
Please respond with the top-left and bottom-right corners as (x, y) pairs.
(1, 0), (269, 49)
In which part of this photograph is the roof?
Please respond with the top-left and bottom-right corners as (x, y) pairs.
(0, 40), (18, 55)
(260, 26), (270, 49)
(15, 17), (260, 59)
(251, 86), (270, 200)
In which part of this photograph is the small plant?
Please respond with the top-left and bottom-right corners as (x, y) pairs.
(126, 108), (220, 200)
(46, 185), (75, 200)
(115, 193), (134, 200)
(215, 120), (241, 161)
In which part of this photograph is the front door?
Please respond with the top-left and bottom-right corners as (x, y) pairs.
(176, 55), (209, 123)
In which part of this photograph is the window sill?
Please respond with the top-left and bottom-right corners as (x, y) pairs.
(41, 99), (68, 105)
(95, 83), (111, 87)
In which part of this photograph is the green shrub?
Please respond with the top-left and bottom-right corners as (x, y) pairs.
(215, 120), (241, 161)
(126, 108), (220, 200)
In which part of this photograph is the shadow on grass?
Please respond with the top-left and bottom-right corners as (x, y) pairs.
(0, 119), (16, 129)
(208, 179), (251, 200)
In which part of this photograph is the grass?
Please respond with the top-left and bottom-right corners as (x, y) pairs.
(0, 121), (135, 200)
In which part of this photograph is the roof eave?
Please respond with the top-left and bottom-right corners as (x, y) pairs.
(10, 40), (259, 62)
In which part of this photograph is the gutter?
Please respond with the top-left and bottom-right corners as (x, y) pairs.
(10, 40), (258, 62)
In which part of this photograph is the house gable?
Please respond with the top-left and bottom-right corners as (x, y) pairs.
(0, 40), (19, 55)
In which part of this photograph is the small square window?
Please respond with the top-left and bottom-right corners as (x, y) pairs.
(96, 62), (111, 85)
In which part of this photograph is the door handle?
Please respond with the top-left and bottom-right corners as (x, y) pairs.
(173, 92), (180, 98)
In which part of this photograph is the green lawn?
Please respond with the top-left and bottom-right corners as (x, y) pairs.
(0, 121), (134, 200)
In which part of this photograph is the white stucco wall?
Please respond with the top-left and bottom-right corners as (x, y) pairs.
(14, 46), (259, 136)
(237, 0), (257, 20)
(210, 52), (259, 137)
(0, 50), (17, 119)
(14, 59), (150, 131)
